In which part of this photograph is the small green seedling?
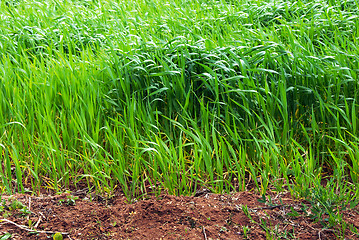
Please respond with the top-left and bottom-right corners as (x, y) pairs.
(9, 200), (25, 211)
(58, 195), (79, 206)
(242, 225), (250, 238)
(66, 195), (78, 206)
(53, 232), (63, 240)
(287, 206), (300, 217)
(0, 198), (31, 217)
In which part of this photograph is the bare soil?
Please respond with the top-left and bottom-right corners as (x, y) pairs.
(0, 190), (358, 239)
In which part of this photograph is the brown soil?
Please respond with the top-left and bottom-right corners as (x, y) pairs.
(0, 190), (358, 239)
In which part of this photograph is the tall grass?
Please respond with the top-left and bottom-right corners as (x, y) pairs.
(0, 0), (358, 204)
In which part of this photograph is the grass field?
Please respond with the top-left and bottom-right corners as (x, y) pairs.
(0, 0), (358, 235)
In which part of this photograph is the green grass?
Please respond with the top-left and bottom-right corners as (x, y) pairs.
(0, 0), (358, 225)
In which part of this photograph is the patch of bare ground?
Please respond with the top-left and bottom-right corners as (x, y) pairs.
(0, 191), (358, 239)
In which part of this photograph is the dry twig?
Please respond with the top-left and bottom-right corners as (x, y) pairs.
(34, 215), (42, 229)
(202, 226), (207, 240)
(0, 218), (69, 236)
(28, 197), (31, 212)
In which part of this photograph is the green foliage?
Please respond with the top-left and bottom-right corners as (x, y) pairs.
(0, 233), (12, 240)
(0, 0), (357, 225)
